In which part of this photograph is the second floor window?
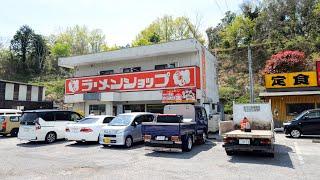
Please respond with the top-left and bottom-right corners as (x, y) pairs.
(155, 63), (176, 70)
(100, 70), (114, 75)
(123, 67), (141, 73)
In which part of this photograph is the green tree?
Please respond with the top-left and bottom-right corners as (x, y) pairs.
(31, 34), (49, 73)
(132, 15), (205, 46)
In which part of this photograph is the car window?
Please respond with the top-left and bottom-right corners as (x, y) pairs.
(10, 116), (20, 122)
(201, 108), (207, 119)
(103, 117), (114, 124)
(77, 118), (99, 124)
(20, 113), (39, 124)
(134, 115), (144, 124)
(0, 116), (5, 122)
(39, 112), (55, 121)
(55, 112), (71, 121)
(196, 108), (203, 119)
(144, 115), (154, 122)
(71, 112), (82, 121)
(306, 111), (320, 119)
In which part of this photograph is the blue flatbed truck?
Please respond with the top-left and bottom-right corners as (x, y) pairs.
(142, 104), (209, 152)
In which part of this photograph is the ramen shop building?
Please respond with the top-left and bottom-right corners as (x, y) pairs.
(58, 39), (219, 116)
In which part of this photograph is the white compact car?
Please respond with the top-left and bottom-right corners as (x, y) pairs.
(99, 112), (155, 148)
(18, 110), (83, 143)
(65, 115), (115, 142)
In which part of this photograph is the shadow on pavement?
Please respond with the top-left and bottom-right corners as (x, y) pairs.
(16, 139), (67, 147)
(0, 135), (16, 139)
(228, 144), (294, 168)
(144, 141), (215, 159)
(100, 141), (145, 150)
(66, 141), (100, 148)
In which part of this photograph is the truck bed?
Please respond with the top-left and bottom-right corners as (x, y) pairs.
(224, 130), (273, 139)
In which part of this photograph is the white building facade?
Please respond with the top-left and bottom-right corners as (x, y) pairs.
(59, 39), (219, 116)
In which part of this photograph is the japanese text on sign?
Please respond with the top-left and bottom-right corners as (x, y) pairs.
(265, 71), (318, 88)
(65, 66), (200, 94)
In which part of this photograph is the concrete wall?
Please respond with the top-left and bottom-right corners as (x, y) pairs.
(74, 52), (198, 77)
(31, 86), (39, 101)
(19, 85), (27, 101)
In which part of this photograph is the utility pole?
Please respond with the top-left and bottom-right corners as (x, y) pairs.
(248, 45), (254, 103)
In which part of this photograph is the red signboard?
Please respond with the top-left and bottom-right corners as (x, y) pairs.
(162, 88), (196, 103)
(65, 66), (200, 94)
(317, 61), (320, 86)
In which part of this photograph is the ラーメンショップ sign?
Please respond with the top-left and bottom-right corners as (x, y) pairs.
(65, 66), (200, 94)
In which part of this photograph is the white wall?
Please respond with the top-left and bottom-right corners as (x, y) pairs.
(5, 83), (14, 100)
(19, 85), (27, 101)
(74, 52), (198, 77)
(31, 86), (39, 101)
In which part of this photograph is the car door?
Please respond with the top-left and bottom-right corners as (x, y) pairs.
(300, 111), (320, 135)
(54, 111), (72, 139)
(131, 115), (143, 142)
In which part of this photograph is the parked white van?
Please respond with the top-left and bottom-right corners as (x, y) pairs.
(18, 110), (83, 143)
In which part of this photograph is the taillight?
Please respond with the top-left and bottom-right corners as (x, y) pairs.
(35, 119), (41, 130)
(223, 137), (235, 143)
(260, 139), (271, 145)
(171, 136), (180, 142)
(65, 127), (70, 132)
(80, 127), (93, 133)
(1, 121), (7, 130)
(144, 135), (151, 142)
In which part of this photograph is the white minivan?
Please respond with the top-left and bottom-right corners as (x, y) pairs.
(18, 110), (83, 143)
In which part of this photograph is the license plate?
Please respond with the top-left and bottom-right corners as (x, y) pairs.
(156, 136), (165, 141)
(239, 139), (250, 145)
(103, 137), (111, 143)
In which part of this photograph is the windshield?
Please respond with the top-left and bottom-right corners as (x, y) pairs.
(293, 111), (308, 120)
(109, 115), (134, 126)
(77, 118), (100, 124)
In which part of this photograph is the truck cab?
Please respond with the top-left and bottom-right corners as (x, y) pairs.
(142, 104), (208, 152)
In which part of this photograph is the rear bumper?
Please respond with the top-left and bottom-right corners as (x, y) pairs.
(66, 132), (98, 142)
(145, 141), (182, 152)
(223, 144), (274, 153)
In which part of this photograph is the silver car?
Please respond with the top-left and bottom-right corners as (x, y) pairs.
(99, 112), (155, 148)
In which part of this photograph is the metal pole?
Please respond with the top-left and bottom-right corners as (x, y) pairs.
(248, 45), (254, 103)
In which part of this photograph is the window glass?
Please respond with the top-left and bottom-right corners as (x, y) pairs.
(306, 111), (320, 119)
(0, 116), (5, 123)
(55, 112), (71, 121)
(123, 68), (131, 73)
(10, 116), (20, 122)
(100, 70), (114, 75)
(103, 117), (114, 123)
(134, 116), (144, 124)
(132, 67), (141, 72)
(39, 112), (55, 121)
(77, 118), (99, 124)
(145, 115), (154, 122)
(71, 113), (82, 121)
(286, 103), (315, 116)
(155, 63), (175, 70)
(20, 113), (39, 123)
(156, 115), (183, 123)
(89, 105), (106, 115)
(109, 114), (134, 126)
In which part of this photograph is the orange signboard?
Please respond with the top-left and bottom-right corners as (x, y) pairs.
(66, 66), (200, 94)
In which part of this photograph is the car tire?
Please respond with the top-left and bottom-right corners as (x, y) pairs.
(226, 150), (234, 156)
(182, 136), (193, 152)
(45, 132), (57, 144)
(290, 129), (301, 138)
(10, 128), (19, 137)
(124, 136), (133, 148)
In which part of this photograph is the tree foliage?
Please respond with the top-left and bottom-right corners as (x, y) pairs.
(132, 15), (205, 46)
(263, 50), (307, 74)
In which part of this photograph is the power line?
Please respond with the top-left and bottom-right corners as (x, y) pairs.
(214, 0), (224, 15)
(224, 0), (229, 11)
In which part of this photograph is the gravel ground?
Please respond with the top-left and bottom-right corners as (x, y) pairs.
(0, 133), (319, 180)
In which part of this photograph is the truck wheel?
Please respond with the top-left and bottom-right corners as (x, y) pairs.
(182, 136), (193, 152)
(290, 129), (301, 138)
(10, 128), (19, 137)
(45, 132), (57, 144)
(226, 150), (234, 156)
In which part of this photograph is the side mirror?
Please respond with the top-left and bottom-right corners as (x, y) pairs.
(132, 121), (138, 127)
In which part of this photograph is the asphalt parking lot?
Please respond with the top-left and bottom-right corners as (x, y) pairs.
(0, 133), (319, 180)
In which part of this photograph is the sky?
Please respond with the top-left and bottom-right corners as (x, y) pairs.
(0, 0), (244, 46)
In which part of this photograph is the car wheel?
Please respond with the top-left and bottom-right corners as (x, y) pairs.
(182, 136), (193, 152)
(45, 132), (57, 143)
(124, 136), (133, 148)
(226, 150), (234, 156)
(10, 128), (19, 137)
(290, 129), (301, 138)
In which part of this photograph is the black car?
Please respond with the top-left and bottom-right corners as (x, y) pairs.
(284, 109), (320, 138)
